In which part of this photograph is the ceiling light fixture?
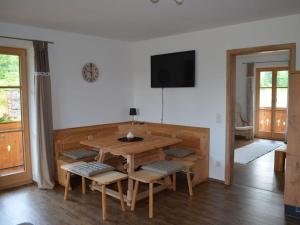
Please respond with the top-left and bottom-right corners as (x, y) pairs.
(150, 0), (184, 5)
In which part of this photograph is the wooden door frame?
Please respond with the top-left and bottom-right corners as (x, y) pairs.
(255, 66), (289, 140)
(225, 43), (296, 185)
(0, 46), (32, 190)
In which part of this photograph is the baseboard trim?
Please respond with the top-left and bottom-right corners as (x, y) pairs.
(0, 179), (33, 192)
(208, 177), (225, 184)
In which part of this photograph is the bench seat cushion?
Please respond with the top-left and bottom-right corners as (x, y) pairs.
(164, 148), (195, 158)
(142, 160), (185, 175)
(63, 149), (98, 160)
(69, 162), (114, 177)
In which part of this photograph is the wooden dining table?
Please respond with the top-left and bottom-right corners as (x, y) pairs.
(80, 134), (181, 206)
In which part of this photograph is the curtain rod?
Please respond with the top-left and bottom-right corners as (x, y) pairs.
(242, 60), (289, 64)
(0, 35), (54, 44)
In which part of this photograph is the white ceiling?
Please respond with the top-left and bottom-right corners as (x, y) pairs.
(1, 0), (300, 42)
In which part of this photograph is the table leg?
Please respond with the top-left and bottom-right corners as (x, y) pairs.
(97, 150), (106, 163)
(64, 172), (70, 200)
(126, 155), (135, 206)
(82, 177), (86, 194)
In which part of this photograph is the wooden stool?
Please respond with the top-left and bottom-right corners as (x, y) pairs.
(61, 161), (87, 197)
(171, 160), (194, 196)
(142, 160), (193, 196)
(129, 170), (166, 218)
(61, 162), (128, 221)
(274, 147), (287, 172)
(91, 171), (128, 220)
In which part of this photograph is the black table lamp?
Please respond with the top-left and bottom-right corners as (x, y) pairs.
(129, 108), (137, 124)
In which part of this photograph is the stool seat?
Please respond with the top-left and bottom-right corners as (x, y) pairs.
(61, 161), (86, 172)
(91, 171), (128, 185)
(142, 160), (185, 175)
(68, 161), (114, 177)
(129, 170), (164, 183)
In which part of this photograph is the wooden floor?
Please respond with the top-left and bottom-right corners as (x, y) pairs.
(0, 176), (299, 225)
(234, 138), (285, 193)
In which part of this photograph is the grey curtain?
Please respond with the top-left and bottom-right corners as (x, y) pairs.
(33, 41), (55, 189)
(246, 63), (254, 125)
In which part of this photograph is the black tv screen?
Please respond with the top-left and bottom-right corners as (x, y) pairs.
(151, 50), (195, 88)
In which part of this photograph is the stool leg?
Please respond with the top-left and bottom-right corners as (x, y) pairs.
(131, 180), (139, 211)
(187, 172), (193, 196)
(149, 183), (154, 218)
(117, 181), (126, 212)
(64, 172), (71, 200)
(172, 173), (176, 191)
(101, 185), (107, 220)
(82, 177), (86, 194)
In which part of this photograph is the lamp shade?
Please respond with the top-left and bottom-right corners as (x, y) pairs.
(129, 108), (137, 116)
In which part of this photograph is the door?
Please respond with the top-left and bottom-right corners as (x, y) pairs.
(255, 67), (289, 140)
(0, 46), (32, 190)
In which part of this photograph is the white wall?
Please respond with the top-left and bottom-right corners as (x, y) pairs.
(0, 22), (133, 130)
(132, 14), (300, 181)
(0, 22), (133, 181)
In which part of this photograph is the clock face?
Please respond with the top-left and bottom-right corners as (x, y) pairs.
(82, 63), (99, 82)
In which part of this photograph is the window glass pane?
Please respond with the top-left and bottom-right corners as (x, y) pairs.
(277, 70), (288, 87)
(259, 88), (272, 108)
(276, 88), (288, 108)
(260, 71), (272, 87)
(0, 88), (21, 123)
(0, 54), (20, 86)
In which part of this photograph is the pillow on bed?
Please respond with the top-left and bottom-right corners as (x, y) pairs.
(164, 148), (195, 158)
(63, 149), (98, 160)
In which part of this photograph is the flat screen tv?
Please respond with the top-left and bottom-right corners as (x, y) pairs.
(151, 50), (195, 88)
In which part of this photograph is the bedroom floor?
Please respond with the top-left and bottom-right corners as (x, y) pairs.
(234, 138), (285, 193)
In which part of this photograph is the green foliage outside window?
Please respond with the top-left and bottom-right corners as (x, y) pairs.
(0, 54), (20, 123)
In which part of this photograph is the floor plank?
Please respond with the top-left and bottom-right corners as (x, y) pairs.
(0, 176), (299, 225)
(234, 138), (285, 193)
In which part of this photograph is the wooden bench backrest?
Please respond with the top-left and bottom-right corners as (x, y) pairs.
(54, 122), (209, 159)
(118, 124), (150, 136)
(146, 123), (209, 157)
(54, 123), (126, 158)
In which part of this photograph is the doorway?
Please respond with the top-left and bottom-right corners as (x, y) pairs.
(225, 43), (296, 186)
(256, 67), (289, 140)
(0, 46), (32, 190)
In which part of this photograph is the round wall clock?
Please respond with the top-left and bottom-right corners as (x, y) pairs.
(82, 63), (99, 82)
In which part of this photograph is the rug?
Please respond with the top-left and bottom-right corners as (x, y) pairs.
(234, 140), (283, 165)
